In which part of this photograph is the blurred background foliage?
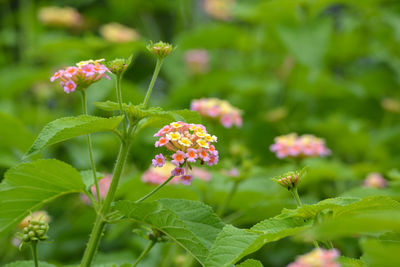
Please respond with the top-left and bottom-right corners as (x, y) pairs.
(1, 0), (400, 266)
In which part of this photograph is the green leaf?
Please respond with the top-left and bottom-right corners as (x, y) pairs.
(205, 216), (311, 267)
(114, 199), (224, 265)
(361, 239), (400, 267)
(205, 196), (398, 267)
(0, 159), (85, 234)
(25, 115), (124, 157)
(338, 256), (365, 267)
(236, 259), (264, 267)
(80, 170), (105, 189)
(5, 261), (56, 267)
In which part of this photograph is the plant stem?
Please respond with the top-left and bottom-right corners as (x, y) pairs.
(289, 187), (302, 207)
(217, 181), (239, 217)
(31, 241), (39, 267)
(116, 74), (127, 136)
(136, 175), (175, 203)
(289, 187), (320, 249)
(80, 141), (131, 266)
(142, 58), (163, 108)
(81, 91), (101, 203)
(133, 240), (156, 267)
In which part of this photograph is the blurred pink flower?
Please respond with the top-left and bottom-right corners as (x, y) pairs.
(192, 167), (212, 181)
(99, 23), (140, 43)
(50, 59), (111, 93)
(191, 98), (243, 128)
(81, 175), (112, 205)
(363, 172), (387, 188)
(38, 6), (82, 28)
(288, 248), (340, 267)
(141, 162), (181, 185)
(184, 49), (210, 75)
(203, 0), (234, 20)
(270, 133), (330, 159)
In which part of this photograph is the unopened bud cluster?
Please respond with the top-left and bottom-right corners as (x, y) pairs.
(147, 41), (174, 59)
(21, 220), (49, 243)
(273, 170), (301, 190)
(106, 56), (132, 76)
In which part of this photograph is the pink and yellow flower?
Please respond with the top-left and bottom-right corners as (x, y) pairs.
(38, 6), (82, 28)
(191, 98), (242, 128)
(270, 133), (330, 159)
(151, 121), (219, 185)
(50, 59), (111, 94)
(288, 248), (340, 267)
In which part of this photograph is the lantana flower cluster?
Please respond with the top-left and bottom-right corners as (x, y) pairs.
(151, 121), (219, 185)
(191, 98), (242, 128)
(270, 133), (331, 159)
(288, 248), (340, 267)
(50, 59), (111, 94)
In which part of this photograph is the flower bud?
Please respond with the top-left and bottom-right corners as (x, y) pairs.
(147, 41), (174, 59)
(272, 168), (306, 190)
(106, 55), (133, 76)
(18, 218), (50, 244)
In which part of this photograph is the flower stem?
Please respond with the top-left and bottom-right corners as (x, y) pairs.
(136, 175), (175, 203)
(31, 241), (39, 267)
(81, 91), (101, 203)
(289, 187), (302, 207)
(289, 187), (319, 249)
(116, 74), (127, 136)
(80, 141), (131, 266)
(133, 240), (156, 267)
(143, 58), (163, 108)
(217, 181), (239, 217)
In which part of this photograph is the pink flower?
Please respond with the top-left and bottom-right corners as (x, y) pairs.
(50, 70), (64, 82)
(192, 167), (212, 181)
(186, 148), (198, 163)
(287, 248), (340, 267)
(363, 172), (387, 188)
(142, 163), (181, 185)
(64, 67), (78, 78)
(220, 114), (233, 128)
(81, 64), (95, 76)
(270, 133), (330, 160)
(50, 59), (111, 93)
(198, 148), (210, 162)
(63, 80), (76, 93)
(190, 98), (242, 128)
(152, 153), (165, 168)
(207, 154), (219, 166)
(181, 175), (193, 185)
(172, 167), (185, 176)
(172, 150), (186, 166)
(155, 136), (169, 147)
(184, 49), (210, 75)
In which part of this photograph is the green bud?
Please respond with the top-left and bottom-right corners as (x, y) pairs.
(33, 225), (40, 231)
(23, 234), (29, 242)
(147, 41), (174, 59)
(106, 55), (133, 76)
(28, 231), (35, 238)
(36, 230), (45, 236)
(23, 227), (28, 233)
(272, 167), (307, 190)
